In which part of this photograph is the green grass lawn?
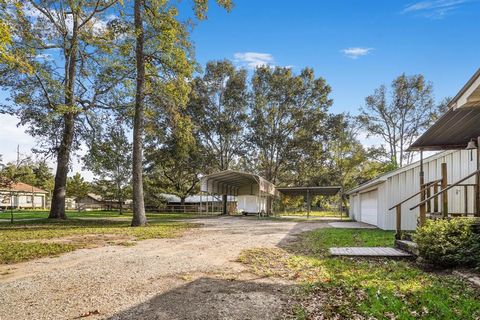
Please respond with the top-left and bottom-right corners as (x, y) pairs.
(239, 228), (480, 320)
(0, 211), (206, 264)
(0, 209), (220, 221)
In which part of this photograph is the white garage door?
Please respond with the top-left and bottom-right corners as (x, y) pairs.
(360, 190), (378, 226)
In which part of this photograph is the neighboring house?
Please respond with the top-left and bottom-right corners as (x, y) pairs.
(347, 150), (477, 230)
(75, 193), (132, 211)
(0, 182), (48, 209)
(76, 193), (105, 210)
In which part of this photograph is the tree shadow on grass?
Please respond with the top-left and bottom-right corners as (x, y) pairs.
(107, 277), (294, 320)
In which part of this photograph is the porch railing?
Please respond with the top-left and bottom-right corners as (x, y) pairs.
(389, 179), (441, 239)
(390, 168), (480, 239)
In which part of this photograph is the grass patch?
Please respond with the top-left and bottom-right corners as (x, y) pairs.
(239, 228), (480, 319)
(0, 242), (82, 264)
(300, 228), (395, 252)
(0, 210), (220, 221)
(0, 219), (194, 241)
(0, 217), (197, 264)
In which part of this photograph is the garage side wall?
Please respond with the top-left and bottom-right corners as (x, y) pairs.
(384, 150), (476, 230)
(349, 194), (359, 220)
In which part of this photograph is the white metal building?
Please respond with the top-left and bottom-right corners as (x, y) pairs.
(347, 149), (478, 230)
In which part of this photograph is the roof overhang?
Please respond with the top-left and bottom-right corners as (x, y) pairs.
(277, 186), (342, 197)
(200, 170), (277, 197)
(345, 179), (386, 195)
(408, 105), (480, 151)
(448, 68), (480, 109)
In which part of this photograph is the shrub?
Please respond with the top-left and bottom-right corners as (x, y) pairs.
(414, 218), (480, 268)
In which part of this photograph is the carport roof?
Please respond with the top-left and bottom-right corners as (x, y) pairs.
(200, 170), (277, 196)
(277, 186), (342, 197)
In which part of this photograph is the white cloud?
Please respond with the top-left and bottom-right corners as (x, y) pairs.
(341, 47), (373, 59)
(233, 52), (274, 69)
(402, 0), (470, 18)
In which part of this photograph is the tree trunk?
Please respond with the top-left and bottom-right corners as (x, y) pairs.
(131, 0), (147, 227)
(49, 12), (79, 220)
(49, 114), (75, 219)
(181, 197), (186, 213)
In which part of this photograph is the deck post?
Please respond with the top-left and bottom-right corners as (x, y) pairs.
(419, 150), (426, 227)
(441, 162), (448, 218)
(395, 205), (402, 240)
(464, 185), (469, 216)
(476, 136), (480, 217)
(426, 185), (431, 213)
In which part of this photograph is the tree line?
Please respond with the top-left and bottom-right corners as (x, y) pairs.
(0, 1), (446, 225)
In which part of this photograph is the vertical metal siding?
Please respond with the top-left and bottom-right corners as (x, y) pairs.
(381, 150), (477, 230)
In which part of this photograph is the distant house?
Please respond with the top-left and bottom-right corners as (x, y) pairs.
(0, 182), (48, 209)
(75, 193), (132, 211)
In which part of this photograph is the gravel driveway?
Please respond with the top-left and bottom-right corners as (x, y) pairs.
(0, 216), (328, 320)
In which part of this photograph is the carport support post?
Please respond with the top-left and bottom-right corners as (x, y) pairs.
(222, 194), (228, 215)
(419, 150), (426, 228)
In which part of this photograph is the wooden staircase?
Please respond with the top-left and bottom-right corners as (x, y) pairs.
(390, 162), (480, 239)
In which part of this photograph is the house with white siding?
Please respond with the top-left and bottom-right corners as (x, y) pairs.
(347, 150), (477, 230)
(348, 68), (480, 231)
(0, 182), (48, 209)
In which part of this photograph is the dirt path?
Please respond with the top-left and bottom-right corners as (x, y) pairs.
(0, 216), (328, 320)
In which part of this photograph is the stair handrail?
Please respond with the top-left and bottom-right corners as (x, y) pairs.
(388, 179), (442, 211)
(409, 169), (480, 211)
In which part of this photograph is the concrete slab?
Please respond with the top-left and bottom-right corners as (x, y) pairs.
(329, 247), (412, 257)
(328, 221), (376, 229)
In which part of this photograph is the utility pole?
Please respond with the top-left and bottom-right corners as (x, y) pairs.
(16, 145), (20, 167)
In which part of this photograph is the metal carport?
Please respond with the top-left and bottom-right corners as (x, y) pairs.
(276, 186), (342, 218)
(200, 170), (278, 215)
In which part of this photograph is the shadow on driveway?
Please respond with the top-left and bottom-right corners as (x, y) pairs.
(107, 277), (294, 320)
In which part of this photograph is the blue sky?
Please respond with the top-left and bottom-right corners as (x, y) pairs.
(0, 0), (478, 176)
(190, 0), (479, 113)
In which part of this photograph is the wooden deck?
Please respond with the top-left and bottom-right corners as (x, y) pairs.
(329, 247), (412, 257)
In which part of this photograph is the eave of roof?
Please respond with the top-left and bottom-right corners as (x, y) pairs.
(408, 106), (480, 151)
(0, 182), (48, 194)
(345, 150), (453, 195)
(448, 68), (480, 109)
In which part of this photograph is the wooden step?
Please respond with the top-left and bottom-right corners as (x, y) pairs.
(329, 247), (412, 257)
(395, 240), (419, 256)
